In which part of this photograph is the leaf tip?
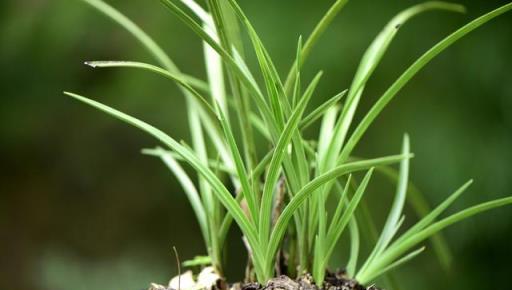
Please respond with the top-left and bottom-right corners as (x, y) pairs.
(453, 4), (467, 14)
(141, 148), (153, 155)
(141, 146), (164, 156)
(63, 91), (76, 98)
(84, 61), (96, 68)
(462, 179), (475, 189)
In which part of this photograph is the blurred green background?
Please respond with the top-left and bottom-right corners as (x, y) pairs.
(1, 0), (511, 290)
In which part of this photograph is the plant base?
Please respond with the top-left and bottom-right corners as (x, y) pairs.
(148, 270), (380, 290)
(235, 272), (379, 290)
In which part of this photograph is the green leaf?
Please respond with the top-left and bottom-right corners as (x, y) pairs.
(180, 0), (211, 23)
(258, 72), (321, 252)
(291, 36), (303, 108)
(345, 179), (403, 288)
(359, 135), (410, 275)
(346, 214), (360, 277)
(377, 135), (410, 249)
(300, 90), (346, 130)
(393, 180), (474, 249)
(290, 72), (326, 191)
(366, 247), (426, 282)
(217, 150), (275, 249)
(326, 2), (465, 174)
(206, 0), (258, 172)
(283, 0), (350, 93)
(80, 0), (176, 71)
(266, 153), (412, 271)
(215, 101), (259, 225)
(358, 196), (512, 284)
(86, 62), (238, 225)
(307, 104), (340, 258)
(64, 91), (265, 267)
(142, 147), (235, 175)
(327, 177), (352, 244)
(315, 169), (374, 285)
(224, 0), (291, 123)
(85, 61), (215, 114)
(339, 2), (512, 163)
(160, 0), (276, 135)
(86, 61), (237, 179)
(372, 164), (455, 270)
(312, 6), (465, 259)
(183, 255), (212, 267)
(218, 190), (245, 248)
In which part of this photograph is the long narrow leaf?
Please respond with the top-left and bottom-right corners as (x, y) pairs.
(207, 0), (258, 172)
(81, 0), (176, 70)
(339, 2), (512, 163)
(359, 135), (410, 275)
(358, 196), (512, 283)
(364, 247), (426, 283)
(159, 0), (277, 139)
(393, 180), (473, 248)
(215, 101), (259, 225)
(224, 0), (291, 121)
(283, 0), (350, 93)
(259, 73), (321, 248)
(300, 90), (346, 129)
(142, 147), (235, 174)
(346, 214), (360, 277)
(325, 2), (465, 174)
(315, 169), (374, 284)
(85, 61), (215, 114)
(373, 164), (455, 270)
(266, 153), (412, 268)
(64, 92), (265, 266)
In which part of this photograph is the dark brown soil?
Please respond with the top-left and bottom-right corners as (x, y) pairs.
(148, 271), (380, 290)
(235, 272), (380, 290)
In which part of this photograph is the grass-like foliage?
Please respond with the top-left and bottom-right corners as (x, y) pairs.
(66, 0), (512, 287)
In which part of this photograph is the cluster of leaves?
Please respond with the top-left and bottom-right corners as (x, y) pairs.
(67, 0), (512, 287)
